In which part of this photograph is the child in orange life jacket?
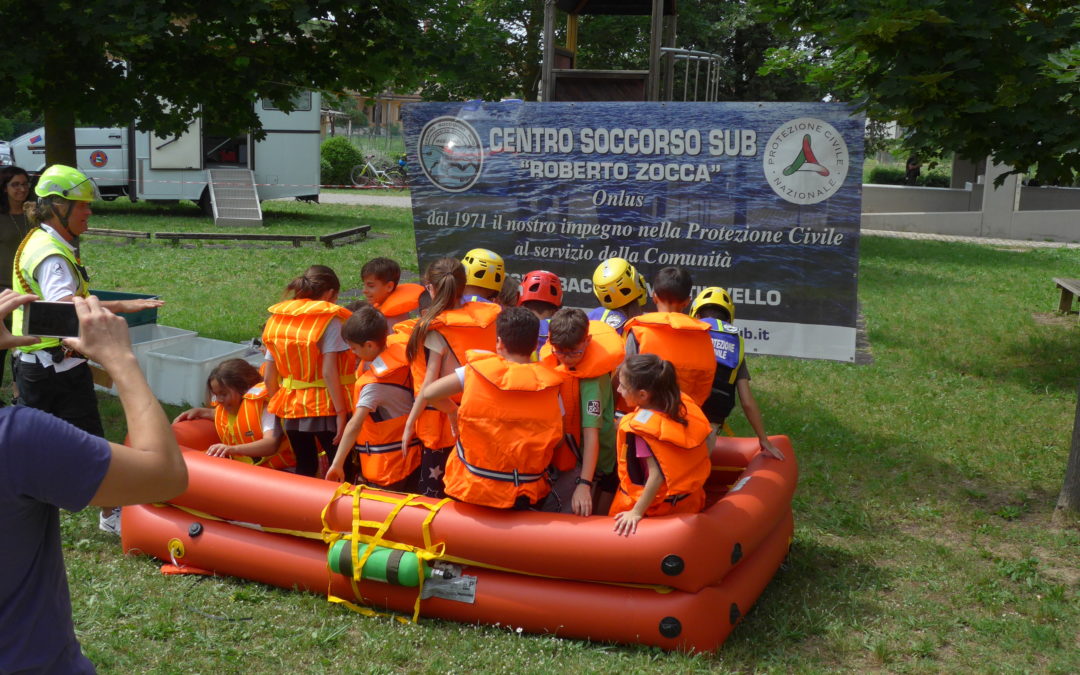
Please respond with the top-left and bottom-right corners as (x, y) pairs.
(587, 257), (647, 335)
(262, 265), (352, 478)
(623, 266), (716, 408)
(326, 306), (422, 490)
(417, 307), (565, 510)
(361, 257), (425, 328)
(518, 270), (562, 356)
(401, 258), (500, 497)
(460, 248), (505, 303)
(690, 287), (784, 461)
(174, 359), (295, 468)
(611, 354), (713, 536)
(539, 308), (624, 516)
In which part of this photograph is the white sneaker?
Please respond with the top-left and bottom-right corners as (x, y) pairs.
(98, 507), (121, 536)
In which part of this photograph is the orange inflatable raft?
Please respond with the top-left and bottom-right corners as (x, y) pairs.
(122, 419), (798, 652)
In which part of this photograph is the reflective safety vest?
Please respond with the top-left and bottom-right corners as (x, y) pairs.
(375, 283), (425, 320)
(262, 299), (353, 418)
(610, 393), (712, 517)
(624, 312), (716, 406)
(443, 351), (566, 509)
(699, 318), (745, 423)
(352, 334), (421, 486)
(540, 320), (624, 470)
(214, 385), (296, 470)
(409, 302), (501, 450)
(587, 306), (629, 335)
(12, 228), (90, 353)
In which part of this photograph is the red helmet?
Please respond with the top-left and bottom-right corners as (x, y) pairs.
(517, 270), (563, 307)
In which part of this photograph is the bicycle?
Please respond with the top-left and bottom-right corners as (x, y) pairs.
(350, 155), (406, 187)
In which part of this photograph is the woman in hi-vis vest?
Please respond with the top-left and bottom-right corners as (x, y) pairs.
(262, 265), (351, 477)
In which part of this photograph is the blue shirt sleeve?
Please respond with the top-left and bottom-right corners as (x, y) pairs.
(0, 407), (111, 512)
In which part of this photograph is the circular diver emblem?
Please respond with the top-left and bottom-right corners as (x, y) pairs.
(762, 117), (849, 205)
(89, 150), (108, 168)
(418, 116), (484, 192)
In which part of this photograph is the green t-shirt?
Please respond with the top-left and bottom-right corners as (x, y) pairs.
(579, 372), (616, 475)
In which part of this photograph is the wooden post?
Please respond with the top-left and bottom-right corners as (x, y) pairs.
(542, 0), (556, 102)
(1052, 381), (1080, 526)
(647, 0), (664, 101)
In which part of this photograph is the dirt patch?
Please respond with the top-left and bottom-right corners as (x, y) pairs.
(1031, 312), (1077, 327)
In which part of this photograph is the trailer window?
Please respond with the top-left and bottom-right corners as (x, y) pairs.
(262, 92), (312, 112)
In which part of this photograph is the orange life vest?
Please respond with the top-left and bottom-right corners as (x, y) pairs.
(609, 393), (712, 517)
(351, 334), (422, 486)
(338, 349), (358, 411)
(409, 302), (501, 449)
(213, 385), (296, 470)
(539, 320), (625, 470)
(375, 282), (425, 320)
(262, 299), (353, 418)
(443, 351), (566, 509)
(624, 312), (717, 406)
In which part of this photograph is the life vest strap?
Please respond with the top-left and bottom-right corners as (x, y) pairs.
(454, 441), (546, 486)
(282, 373), (356, 390)
(357, 439), (422, 455)
(664, 492), (691, 505)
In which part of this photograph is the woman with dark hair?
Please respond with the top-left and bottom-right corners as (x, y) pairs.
(0, 166), (33, 400)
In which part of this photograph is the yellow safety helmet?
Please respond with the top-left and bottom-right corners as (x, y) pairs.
(461, 248), (505, 292)
(690, 286), (735, 321)
(592, 258), (646, 309)
(35, 164), (99, 202)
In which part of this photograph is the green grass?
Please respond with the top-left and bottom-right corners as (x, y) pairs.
(43, 203), (1080, 672)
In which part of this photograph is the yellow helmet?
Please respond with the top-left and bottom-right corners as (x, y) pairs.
(35, 164), (98, 202)
(461, 248), (505, 292)
(592, 258), (646, 309)
(690, 286), (735, 321)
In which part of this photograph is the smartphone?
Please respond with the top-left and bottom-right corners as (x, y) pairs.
(23, 301), (80, 338)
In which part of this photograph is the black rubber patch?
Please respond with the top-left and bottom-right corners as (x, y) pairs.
(731, 542), (743, 565)
(661, 554), (685, 576)
(658, 616), (682, 638)
(730, 603), (741, 624)
(188, 522), (204, 538)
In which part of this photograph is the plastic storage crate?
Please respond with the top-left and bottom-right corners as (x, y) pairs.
(145, 337), (249, 406)
(91, 324), (197, 395)
(90, 289), (160, 327)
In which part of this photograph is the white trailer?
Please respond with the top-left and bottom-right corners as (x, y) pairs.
(10, 91), (321, 226)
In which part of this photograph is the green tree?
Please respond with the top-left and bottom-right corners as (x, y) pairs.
(0, 1), (425, 166)
(763, 0), (1080, 183)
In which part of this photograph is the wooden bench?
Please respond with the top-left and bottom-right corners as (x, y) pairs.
(85, 228), (152, 243)
(1053, 277), (1080, 315)
(154, 232), (319, 247)
(320, 225), (371, 248)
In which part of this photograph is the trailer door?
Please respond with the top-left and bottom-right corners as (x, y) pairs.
(252, 91), (321, 200)
(150, 118), (202, 170)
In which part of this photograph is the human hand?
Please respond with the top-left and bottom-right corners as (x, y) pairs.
(401, 429), (414, 457)
(325, 465), (345, 483)
(206, 443), (232, 458)
(333, 412), (347, 446)
(612, 510), (643, 536)
(0, 290), (40, 350)
(121, 298), (165, 313)
(173, 407), (212, 423)
(571, 483), (593, 517)
(760, 438), (785, 461)
(62, 296), (133, 370)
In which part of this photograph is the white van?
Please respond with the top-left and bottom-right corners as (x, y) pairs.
(10, 91), (321, 219)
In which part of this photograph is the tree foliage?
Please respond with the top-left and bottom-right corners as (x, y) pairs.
(763, 0), (1080, 183)
(0, 0), (425, 164)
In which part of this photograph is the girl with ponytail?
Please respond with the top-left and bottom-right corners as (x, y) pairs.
(402, 257), (500, 497)
(610, 354), (713, 535)
(261, 265), (352, 477)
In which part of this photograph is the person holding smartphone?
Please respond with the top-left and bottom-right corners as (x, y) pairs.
(9, 164), (163, 533)
(0, 290), (187, 674)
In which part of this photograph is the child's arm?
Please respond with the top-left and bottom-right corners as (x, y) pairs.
(401, 353), (443, 455)
(173, 407), (213, 423)
(322, 351), (349, 446)
(612, 455), (663, 536)
(736, 378), (784, 460)
(573, 426), (600, 517)
(326, 407), (371, 483)
(206, 430), (280, 459)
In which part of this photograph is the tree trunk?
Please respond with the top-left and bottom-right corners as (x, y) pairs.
(1052, 380), (1080, 527)
(43, 105), (76, 167)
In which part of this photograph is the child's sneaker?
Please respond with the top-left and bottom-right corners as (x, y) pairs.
(98, 507), (121, 536)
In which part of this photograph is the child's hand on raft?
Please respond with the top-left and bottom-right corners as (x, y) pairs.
(572, 483), (593, 517)
(325, 465), (345, 483)
(173, 407), (213, 423)
(760, 439), (785, 461)
(206, 443), (233, 458)
(612, 510), (643, 536)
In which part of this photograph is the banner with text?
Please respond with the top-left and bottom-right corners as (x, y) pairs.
(402, 102), (864, 361)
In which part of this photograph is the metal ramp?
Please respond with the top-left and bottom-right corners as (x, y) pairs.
(208, 168), (262, 227)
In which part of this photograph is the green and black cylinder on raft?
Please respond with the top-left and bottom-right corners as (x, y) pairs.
(327, 540), (431, 587)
